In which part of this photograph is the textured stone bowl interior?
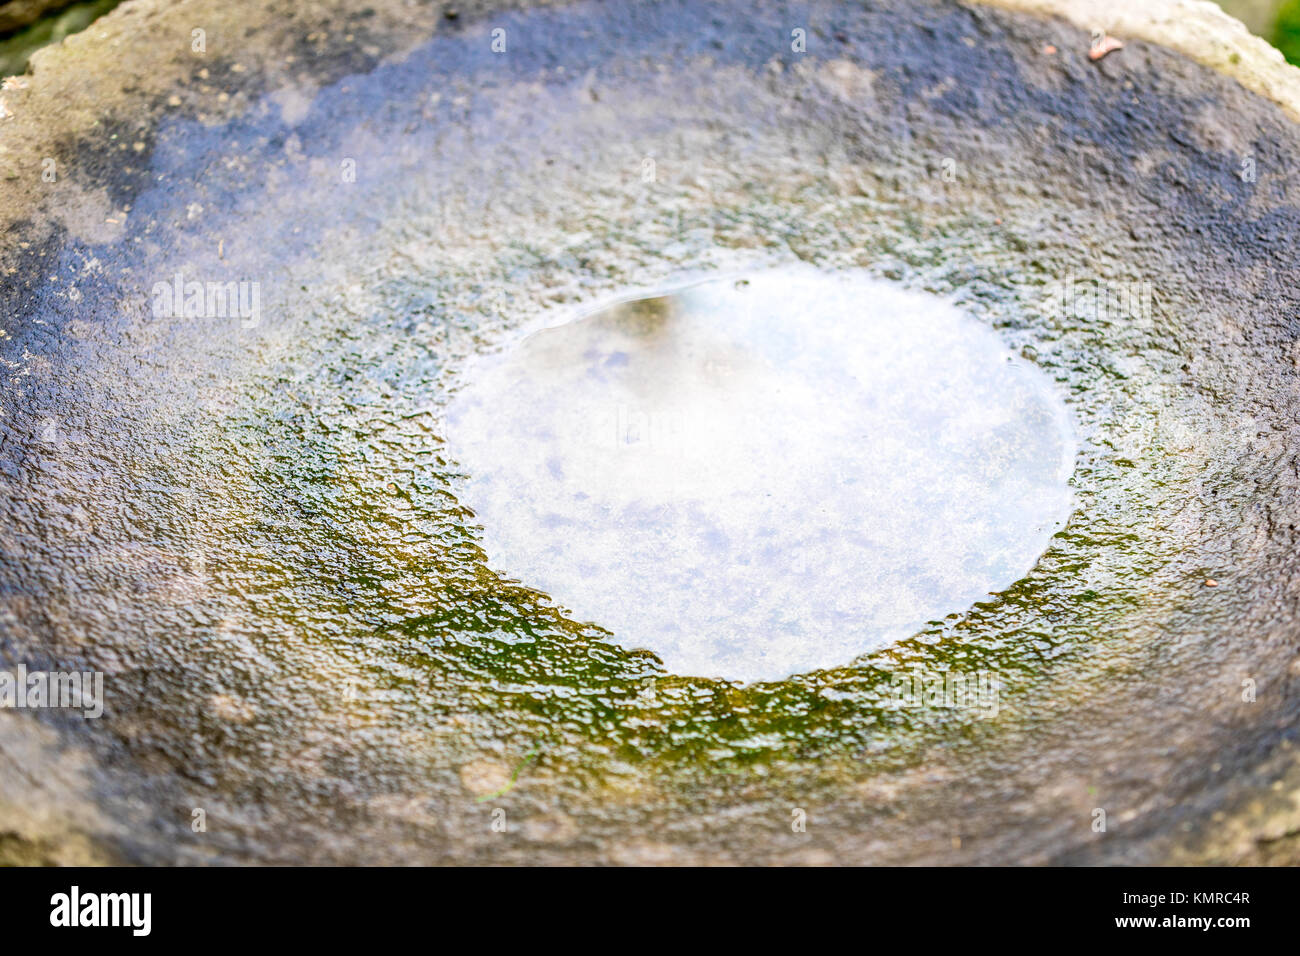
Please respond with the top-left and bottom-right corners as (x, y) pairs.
(2, 0), (1299, 864)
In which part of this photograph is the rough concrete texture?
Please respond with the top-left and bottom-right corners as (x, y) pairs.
(1, 0), (1300, 865)
(993, 0), (1300, 120)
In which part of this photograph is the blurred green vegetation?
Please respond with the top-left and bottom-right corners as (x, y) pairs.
(0, 0), (121, 77)
(1276, 0), (1300, 64)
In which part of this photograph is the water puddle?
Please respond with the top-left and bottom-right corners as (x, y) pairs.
(446, 267), (1076, 682)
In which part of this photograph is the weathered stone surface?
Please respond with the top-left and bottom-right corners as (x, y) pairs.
(2, 0), (1299, 865)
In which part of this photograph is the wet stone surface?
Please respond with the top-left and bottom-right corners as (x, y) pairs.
(1, 0), (1300, 864)
(447, 267), (1077, 682)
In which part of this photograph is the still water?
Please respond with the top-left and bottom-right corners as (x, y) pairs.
(446, 267), (1077, 682)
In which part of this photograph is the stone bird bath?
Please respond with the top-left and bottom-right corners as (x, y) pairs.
(2, 0), (1300, 864)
